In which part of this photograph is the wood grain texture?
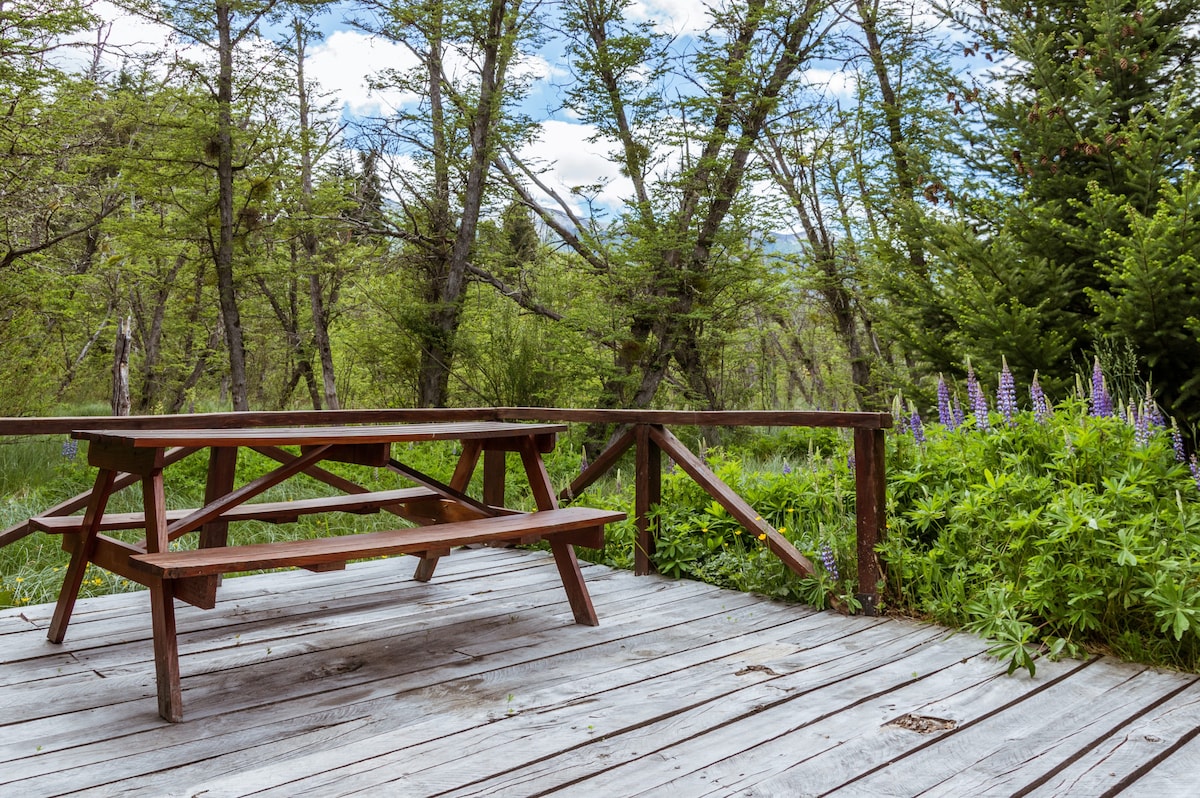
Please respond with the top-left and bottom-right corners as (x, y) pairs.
(72, 421), (568, 449)
(3, 551), (1185, 798)
(130, 508), (622, 577)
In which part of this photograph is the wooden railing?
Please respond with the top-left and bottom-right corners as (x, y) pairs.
(0, 408), (892, 612)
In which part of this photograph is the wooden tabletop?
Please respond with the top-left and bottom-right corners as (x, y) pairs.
(72, 421), (569, 448)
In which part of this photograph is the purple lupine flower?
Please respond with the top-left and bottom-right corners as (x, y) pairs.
(910, 407), (926, 445)
(1190, 454), (1200, 491)
(820, 542), (840, 582)
(997, 358), (1017, 426)
(1091, 358), (1113, 417)
(1134, 404), (1151, 447)
(1147, 402), (1166, 428)
(1030, 372), (1050, 424)
(937, 375), (955, 429)
(782, 461), (792, 475)
(896, 412), (910, 435)
(847, 452), (856, 471)
(1172, 422), (1186, 462)
(953, 396), (965, 429)
(61, 438), (78, 460)
(967, 367), (989, 431)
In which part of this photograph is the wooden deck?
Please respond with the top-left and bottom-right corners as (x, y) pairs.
(2, 549), (1198, 797)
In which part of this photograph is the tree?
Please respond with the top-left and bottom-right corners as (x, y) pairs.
(915, 0), (1200, 405)
(114, 0), (332, 410)
(352, 0), (541, 407)
(501, 0), (836, 419)
(0, 1), (136, 411)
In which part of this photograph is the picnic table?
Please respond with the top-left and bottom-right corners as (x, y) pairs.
(34, 422), (624, 721)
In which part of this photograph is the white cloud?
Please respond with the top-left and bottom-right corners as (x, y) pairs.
(802, 67), (859, 98)
(519, 120), (632, 213)
(628, 0), (710, 36)
(307, 30), (419, 116)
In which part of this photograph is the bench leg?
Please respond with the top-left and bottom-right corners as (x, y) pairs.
(48, 469), (117, 643)
(549, 540), (598, 626)
(412, 547), (450, 582)
(149, 578), (183, 722)
(413, 555), (439, 582)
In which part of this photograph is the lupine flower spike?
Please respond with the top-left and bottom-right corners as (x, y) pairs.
(1030, 371), (1050, 423)
(910, 404), (926, 445)
(820, 542), (840, 582)
(1172, 421), (1186, 463)
(1142, 384), (1166, 428)
(937, 375), (955, 429)
(1091, 358), (1113, 418)
(997, 357), (1017, 426)
(1190, 454), (1200, 492)
(967, 366), (989, 431)
(893, 394), (909, 435)
(1134, 401), (1150, 447)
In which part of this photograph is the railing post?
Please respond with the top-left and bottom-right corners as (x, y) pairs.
(853, 427), (887, 615)
(634, 424), (661, 576)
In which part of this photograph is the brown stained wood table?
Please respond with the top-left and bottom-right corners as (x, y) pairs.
(40, 422), (623, 722)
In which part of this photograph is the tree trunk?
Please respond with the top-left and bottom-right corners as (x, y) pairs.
(294, 18), (340, 411)
(309, 274), (339, 409)
(214, 2), (249, 411)
(111, 316), (132, 416)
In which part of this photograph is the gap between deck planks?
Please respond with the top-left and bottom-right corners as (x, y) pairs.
(2, 550), (1198, 798)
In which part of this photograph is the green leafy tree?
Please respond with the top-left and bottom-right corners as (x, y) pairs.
(502, 0), (835, 422)
(352, 0), (542, 407)
(916, 0), (1200, 404)
(114, 0), (333, 410)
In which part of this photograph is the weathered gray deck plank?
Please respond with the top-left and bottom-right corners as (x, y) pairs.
(0, 550), (1197, 797)
(1, 566), (753, 792)
(1025, 680), (1200, 796)
(832, 659), (1194, 797)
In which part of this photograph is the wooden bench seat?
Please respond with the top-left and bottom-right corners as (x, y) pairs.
(128, 506), (625, 721)
(130, 506), (623, 578)
(31, 487), (442, 533)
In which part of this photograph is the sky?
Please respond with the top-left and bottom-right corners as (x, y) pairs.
(83, 0), (715, 215)
(80, 0), (882, 223)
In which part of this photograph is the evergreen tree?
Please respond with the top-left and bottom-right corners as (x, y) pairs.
(913, 0), (1200, 407)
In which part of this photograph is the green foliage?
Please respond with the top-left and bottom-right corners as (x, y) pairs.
(901, 0), (1200, 427)
(882, 398), (1200, 674)
(1083, 168), (1200, 425)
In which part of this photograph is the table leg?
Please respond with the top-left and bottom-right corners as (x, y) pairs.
(549, 539), (599, 626)
(48, 469), (117, 643)
(174, 446), (237, 609)
(411, 441), (484, 582)
(149, 576), (182, 722)
(516, 437), (558, 511)
(141, 465), (184, 721)
(483, 449), (506, 508)
(518, 437), (598, 625)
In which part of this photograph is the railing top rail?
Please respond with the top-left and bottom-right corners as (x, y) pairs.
(0, 407), (892, 437)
